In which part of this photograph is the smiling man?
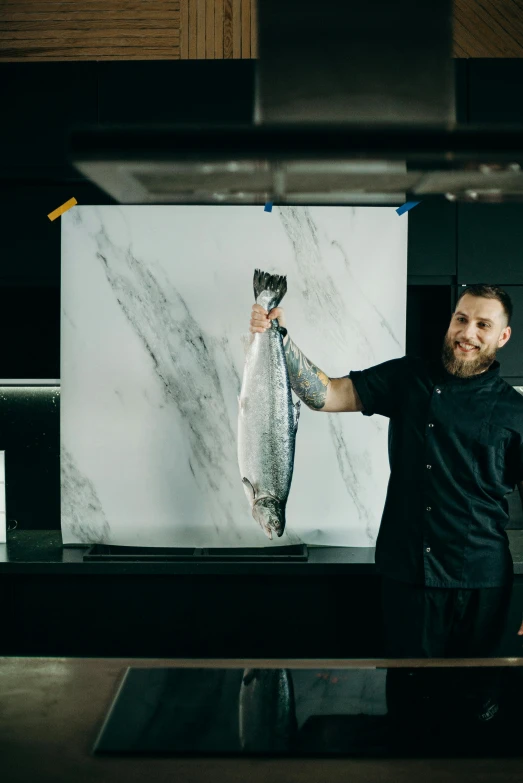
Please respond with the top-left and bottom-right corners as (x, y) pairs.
(442, 293), (511, 377)
(251, 282), (523, 727)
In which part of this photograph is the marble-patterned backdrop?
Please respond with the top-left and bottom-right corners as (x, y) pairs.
(61, 206), (407, 548)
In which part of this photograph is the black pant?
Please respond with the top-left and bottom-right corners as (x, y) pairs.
(381, 575), (514, 720)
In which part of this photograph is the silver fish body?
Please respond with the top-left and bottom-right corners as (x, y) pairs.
(237, 270), (300, 540)
(238, 668), (297, 752)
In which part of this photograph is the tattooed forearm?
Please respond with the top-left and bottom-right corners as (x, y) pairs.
(283, 334), (330, 410)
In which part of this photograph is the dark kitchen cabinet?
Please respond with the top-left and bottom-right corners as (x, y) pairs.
(407, 196), (457, 277)
(0, 61), (255, 182)
(454, 59), (468, 124)
(97, 60), (255, 125)
(468, 60), (523, 124)
(406, 285), (453, 360)
(0, 182), (114, 287)
(0, 62), (98, 180)
(457, 204), (523, 285)
(496, 286), (523, 381)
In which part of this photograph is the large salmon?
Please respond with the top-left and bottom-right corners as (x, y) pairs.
(238, 668), (297, 751)
(237, 269), (301, 540)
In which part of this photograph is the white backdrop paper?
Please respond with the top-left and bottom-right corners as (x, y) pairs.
(60, 206), (407, 547)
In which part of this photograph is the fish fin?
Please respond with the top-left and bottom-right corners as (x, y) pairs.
(293, 400), (301, 432)
(253, 269), (287, 310)
(242, 477), (256, 502)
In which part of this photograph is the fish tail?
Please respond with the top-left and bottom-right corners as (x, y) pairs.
(253, 269), (287, 308)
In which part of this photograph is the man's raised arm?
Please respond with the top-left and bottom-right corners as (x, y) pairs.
(282, 333), (364, 413)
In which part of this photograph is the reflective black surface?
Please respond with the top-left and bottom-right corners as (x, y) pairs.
(94, 665), (523, 758)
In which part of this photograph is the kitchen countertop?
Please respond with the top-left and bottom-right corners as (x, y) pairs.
(1, 656), (523, 783)
(2, 529), (523, 575)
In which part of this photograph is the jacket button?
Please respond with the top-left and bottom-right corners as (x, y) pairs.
(426, 547), (431, 553)
(426, 506), (431, 511)
(428, 423), (434, 428)
(427, 465), (432, 469)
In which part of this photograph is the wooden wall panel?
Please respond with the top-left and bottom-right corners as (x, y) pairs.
(250, 0), (257, 57)
(197, 0), (206, 58)
(241, 0), (251, 58)
(223, 0), (233, 59)
(206, 0), (214, 58)
(188, 0), (197, 58)
(180, 0), (251, 59)
(180, 0), (189, 58)
(233, 0), (241, 58)
(214, 0), (224, 58)
(1, 0), (522, 62)
(0, 1), (182, 61)
(453, 0), (523, 57)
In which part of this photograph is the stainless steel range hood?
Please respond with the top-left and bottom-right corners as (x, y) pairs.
(68, 0), (523, 205)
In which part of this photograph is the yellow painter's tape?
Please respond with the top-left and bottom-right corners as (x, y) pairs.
(47, 197), (78, 221)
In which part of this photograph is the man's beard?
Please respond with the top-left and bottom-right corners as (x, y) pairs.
(441, 334), (497, 378)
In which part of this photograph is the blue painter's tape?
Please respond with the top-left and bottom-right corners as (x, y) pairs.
(396, 201), (421, 216)
(264, 202), (273, 212)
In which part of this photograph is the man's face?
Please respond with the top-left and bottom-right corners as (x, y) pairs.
(441, 294), (511, 378)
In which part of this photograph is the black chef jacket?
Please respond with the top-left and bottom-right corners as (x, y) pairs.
(349, 355), (523, 588)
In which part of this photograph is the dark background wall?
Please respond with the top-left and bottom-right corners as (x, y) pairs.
(1, 59), (523, 534)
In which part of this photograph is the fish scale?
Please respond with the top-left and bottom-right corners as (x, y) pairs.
(237, 269), (301, 540)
